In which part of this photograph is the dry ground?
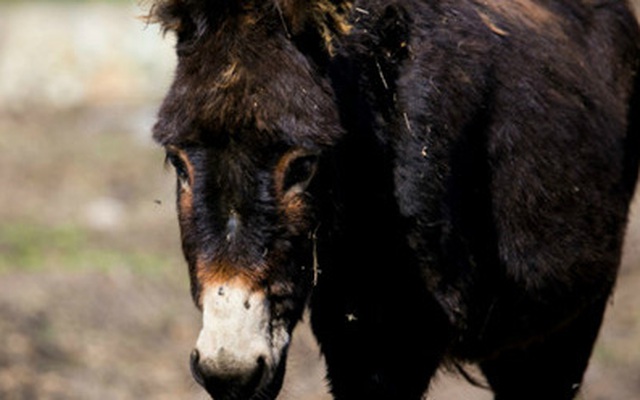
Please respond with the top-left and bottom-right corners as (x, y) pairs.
(0, 2), (639, 399)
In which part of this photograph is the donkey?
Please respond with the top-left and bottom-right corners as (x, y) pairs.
(150, 0), (640, 399)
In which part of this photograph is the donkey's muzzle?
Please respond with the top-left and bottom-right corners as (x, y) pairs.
(190, 348), (267, 400)
(192, 281), (291, 399)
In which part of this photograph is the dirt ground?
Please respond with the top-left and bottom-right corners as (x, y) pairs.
(0, 2), (639, 400)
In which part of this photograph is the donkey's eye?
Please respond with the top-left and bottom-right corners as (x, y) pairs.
(283, 155), (318, 194)
(166, 152), (190, 190)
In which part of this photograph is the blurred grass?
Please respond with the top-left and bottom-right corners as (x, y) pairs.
(0, 222), (175, 274)
(0, 223), (86, 272)
(0, 107), (183, 277)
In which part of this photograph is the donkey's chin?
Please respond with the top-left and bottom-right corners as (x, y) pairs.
(191, 283), (293, 400)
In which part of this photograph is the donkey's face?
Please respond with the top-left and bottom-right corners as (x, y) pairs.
(152, 1), (347, 398)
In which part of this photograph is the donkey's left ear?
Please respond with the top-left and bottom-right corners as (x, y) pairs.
(146, 0), (213, 45)
(277, 0), (354, 55)
(146, 0), (189, 34)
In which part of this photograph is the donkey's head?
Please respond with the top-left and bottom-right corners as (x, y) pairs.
(151, 1), (350, 398)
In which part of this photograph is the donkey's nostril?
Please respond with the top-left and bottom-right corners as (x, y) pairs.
(189, 349), (205, 387)
(255, 356), (266, 379)
(190, 348), (200, 364)
(250, 355), (267, 390)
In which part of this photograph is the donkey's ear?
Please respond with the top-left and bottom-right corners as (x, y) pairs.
(147, 0), (211, 44)
(146, 0), (189, 34)
(278, 0), (353, 54)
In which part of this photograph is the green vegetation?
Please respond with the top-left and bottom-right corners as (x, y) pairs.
(0, 222), (176, 274)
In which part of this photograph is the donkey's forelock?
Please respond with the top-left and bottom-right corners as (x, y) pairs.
(150, 0), (350, 149)
(148, 0), (353, 52)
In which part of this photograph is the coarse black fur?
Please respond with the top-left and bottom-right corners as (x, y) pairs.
(151, 0), (640, 399)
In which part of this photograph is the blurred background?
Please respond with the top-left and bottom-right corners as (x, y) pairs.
(0, 1), (638, 399)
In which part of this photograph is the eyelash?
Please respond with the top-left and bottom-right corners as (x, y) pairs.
(165, 152), (190, 187)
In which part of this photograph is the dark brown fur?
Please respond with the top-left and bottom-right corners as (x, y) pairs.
(151, 0), (640, 399)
